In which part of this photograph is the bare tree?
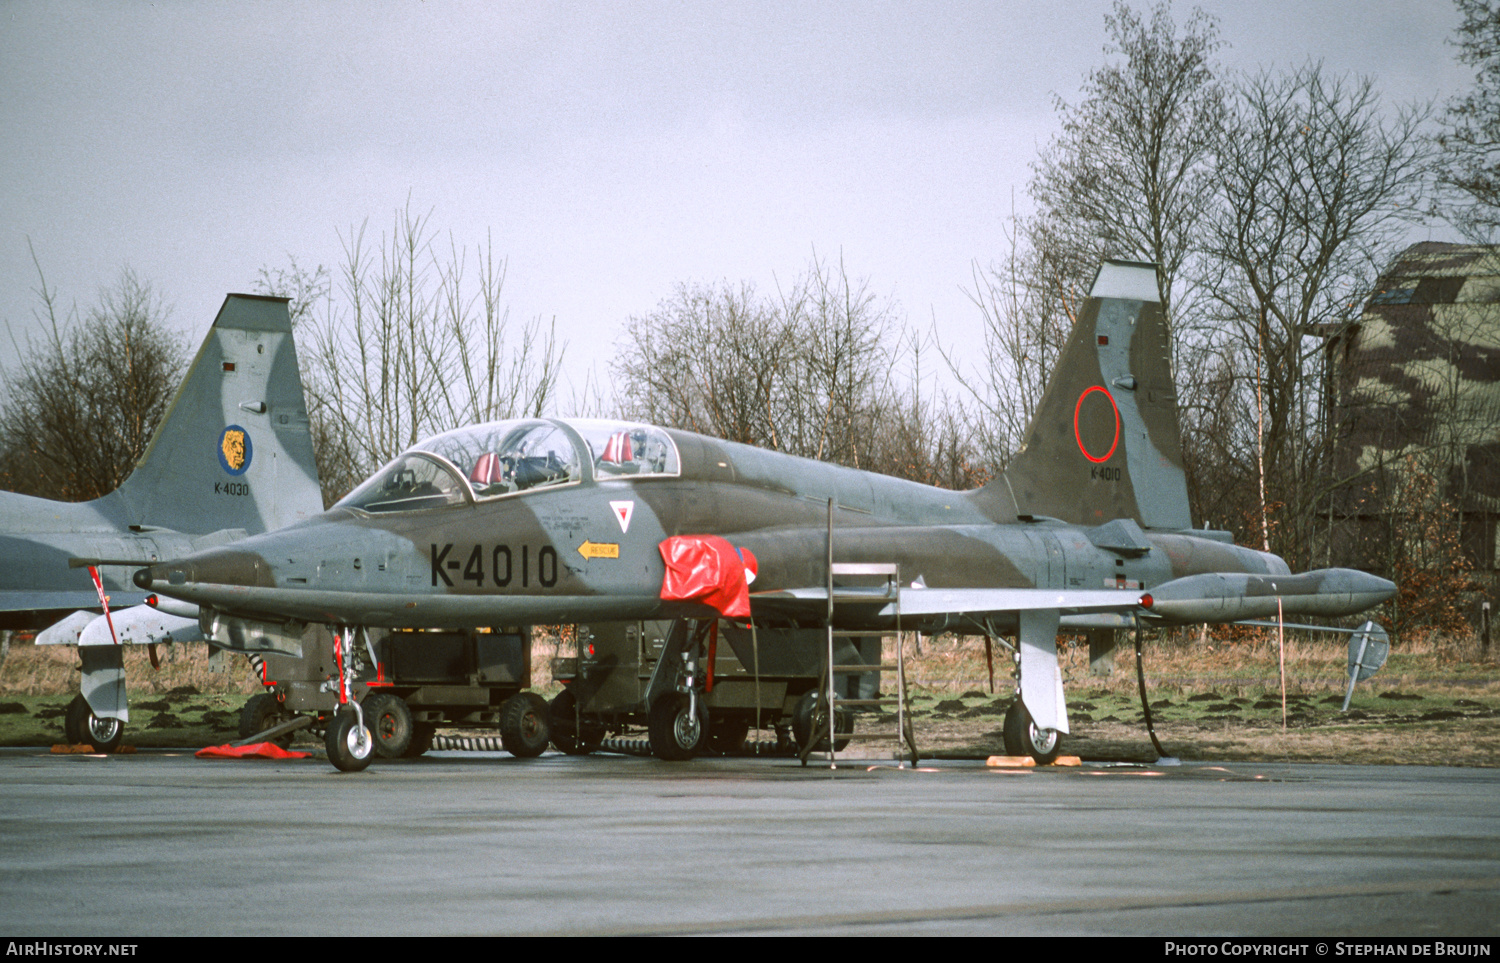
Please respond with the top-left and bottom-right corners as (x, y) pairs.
(1204, 64), (1432, 565)
(952, 214), (1082, 472)
(961, 2), (1225, 482)
(615, 256), (984, 485)
(880, 329), (991, 490)
(1028, 0), (1225, 331)
(618, 278), (793, 446)
(1437, 0), (1500, 239)
(255, 256), (330, 328)
(0, 251), (185, 501)
(615, 257), (893, 464)
(260, 203), (563, 504)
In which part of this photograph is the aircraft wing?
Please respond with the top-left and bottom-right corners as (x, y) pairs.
(892, 587), (1143, 618)
(750, 585), (1144, 621)
(749, 585), (1143, 735)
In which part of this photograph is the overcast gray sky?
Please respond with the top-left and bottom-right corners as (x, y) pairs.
(0, 0), (1473, 405)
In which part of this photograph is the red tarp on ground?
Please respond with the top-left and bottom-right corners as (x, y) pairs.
(194, 742), (311, 760)
(658, 535), (757, 619)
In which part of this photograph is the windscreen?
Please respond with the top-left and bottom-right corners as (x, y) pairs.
(337, 452), (469, 514)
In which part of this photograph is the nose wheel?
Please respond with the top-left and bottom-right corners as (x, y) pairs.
(327, 707), (374, 772)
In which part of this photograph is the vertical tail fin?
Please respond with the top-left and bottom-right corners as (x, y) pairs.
(973, 259), (1191, 530)
(101, 294), (322, 535)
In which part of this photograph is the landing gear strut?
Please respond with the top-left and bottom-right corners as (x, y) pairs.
(326, 627), (373, 772)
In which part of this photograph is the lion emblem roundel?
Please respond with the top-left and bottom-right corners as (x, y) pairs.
(218, 425), (253, 476)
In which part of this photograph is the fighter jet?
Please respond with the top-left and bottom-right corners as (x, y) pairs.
(4, 294), (322, 749)
(134, 260), (1395, 771)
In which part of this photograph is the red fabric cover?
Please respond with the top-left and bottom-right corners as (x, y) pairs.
(195, 742), (311, 760)
(659, 535), (753, 618)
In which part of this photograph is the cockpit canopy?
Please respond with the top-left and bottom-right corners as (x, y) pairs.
(335, 418), (680, 514)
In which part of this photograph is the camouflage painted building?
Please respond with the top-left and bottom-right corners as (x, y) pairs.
(1329, 242), (1500, 583)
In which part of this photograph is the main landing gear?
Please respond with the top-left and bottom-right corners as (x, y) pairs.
(65, 694), (124, 753)
(1002, 699), (1060, 765)
(648, 693), (709, 761)
(1004, 610), (1066, 765)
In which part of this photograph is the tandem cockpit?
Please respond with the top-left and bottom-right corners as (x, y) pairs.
(337, 418), (683, 514)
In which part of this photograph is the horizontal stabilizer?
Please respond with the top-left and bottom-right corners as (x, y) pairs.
(37, 604), (200, 646)
(35, 610), (96, 646)
(5, 591), (149, 620)
(78, 604), (202, 646)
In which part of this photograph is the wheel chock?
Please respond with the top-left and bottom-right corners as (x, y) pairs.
(985, 754), (1084, 768)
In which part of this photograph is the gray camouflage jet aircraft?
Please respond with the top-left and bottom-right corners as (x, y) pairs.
(3, 294), (322, 749)
(133, 260), (1394, 771)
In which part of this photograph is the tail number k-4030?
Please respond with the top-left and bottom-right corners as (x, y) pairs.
(431, 543), (558, 589)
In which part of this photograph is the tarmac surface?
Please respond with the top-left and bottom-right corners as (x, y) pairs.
(0, 748), (1496, 937)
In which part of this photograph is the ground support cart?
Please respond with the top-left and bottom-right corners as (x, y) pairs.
(548, 618), (883, 760)
(238, 625), (550, 759)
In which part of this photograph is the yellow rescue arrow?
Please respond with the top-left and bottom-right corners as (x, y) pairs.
(578, 540), (620, 560)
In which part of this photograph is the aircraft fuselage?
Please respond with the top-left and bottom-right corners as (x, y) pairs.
(138, 424), (1289, 633)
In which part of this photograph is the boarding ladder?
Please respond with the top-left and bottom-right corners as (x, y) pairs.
(799, 559), (918, 768)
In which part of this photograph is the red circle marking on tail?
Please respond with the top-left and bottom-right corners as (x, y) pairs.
(1073, 385), (1121, 463)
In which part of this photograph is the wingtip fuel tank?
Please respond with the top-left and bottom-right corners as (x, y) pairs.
(1141, 569), (1396, 625)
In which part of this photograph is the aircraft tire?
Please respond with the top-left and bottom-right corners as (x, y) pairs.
(64, 694), (85, 745)
(499, 692), (550, 758)
(66, 693), (123, 753)
(404, 723), (436, 758)
(1003, 700), (1060, 765)
(548, 690), (603, 755)
(363, 693), (413, 758)
(238, 693), (294, 748)
(326, 709), (374, 773)
(648, 694), (709, 761)
(791, 691), (852, 752)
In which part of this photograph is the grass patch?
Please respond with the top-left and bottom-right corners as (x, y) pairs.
(891, 626), (1500, 765)
(1, 625), (1496, 764)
